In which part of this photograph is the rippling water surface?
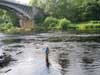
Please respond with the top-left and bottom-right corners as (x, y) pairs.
(0, 33), (100, 75)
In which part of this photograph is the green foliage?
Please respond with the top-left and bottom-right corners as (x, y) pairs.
(43, 17), (72, 31)
(6, 11), (19, 26)
(0, 23), (15, 32)
(76, 21), (100, 33)
(0, 8), (22, 34)
(43, 17), (58, 30)
(71, 0), (100, 22)
(57, 18), (71, 31)
(4, 23), (15, 29)
(0, 24), (35, 34)
(0, 9), (19, 26)
(29, 0), (72, 18)
(81, 2), (100, 21)
(29, 0), (100, 23)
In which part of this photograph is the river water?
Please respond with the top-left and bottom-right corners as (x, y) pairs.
(0, 32), (100, 75)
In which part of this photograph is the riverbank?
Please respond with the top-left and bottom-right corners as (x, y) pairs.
(0, 24), (100, 35)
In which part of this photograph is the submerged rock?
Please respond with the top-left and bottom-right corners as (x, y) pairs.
(82, 57), (94, 64)
(0, 53), (11, 68)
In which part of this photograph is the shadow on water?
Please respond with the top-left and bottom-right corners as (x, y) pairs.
(1, 39), (22, 44)
(58, 52), (69, 75)
(51, 41), (100, 75)
(79, 43), (100, 75)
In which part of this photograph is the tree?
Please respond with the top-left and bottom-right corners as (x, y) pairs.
(82, 2), (100, 21)
(29, 0), (70, 18)
(0, 9), (18, 26)
(29, 0), (100, 22)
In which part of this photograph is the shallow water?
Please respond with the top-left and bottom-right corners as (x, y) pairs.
(0, 32), (100, 75)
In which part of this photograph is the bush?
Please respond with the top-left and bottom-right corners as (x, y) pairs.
(76, 21), (100, 33)
(0, 23), (35, 34)
(57, 18), (71, 31)
(43, 17), (58, 30)
(1, 23), (14, 28)
(43, 17), (72, 31)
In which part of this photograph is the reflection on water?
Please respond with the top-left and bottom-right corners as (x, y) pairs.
(56, 42), (100, 75)
(0, 33), (100, 75)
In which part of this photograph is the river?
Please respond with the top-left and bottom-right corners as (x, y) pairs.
(0, 32), (100, 75)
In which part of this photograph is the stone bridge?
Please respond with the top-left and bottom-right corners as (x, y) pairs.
(0, 0), (45, 28)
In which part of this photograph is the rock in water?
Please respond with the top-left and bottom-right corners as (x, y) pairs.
(0, 53), (11, 68)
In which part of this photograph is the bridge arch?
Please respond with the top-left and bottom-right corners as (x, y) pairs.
(0, 0), (34, 28)
(0, 0), (46, 28)
(0, 1), (32, 19)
